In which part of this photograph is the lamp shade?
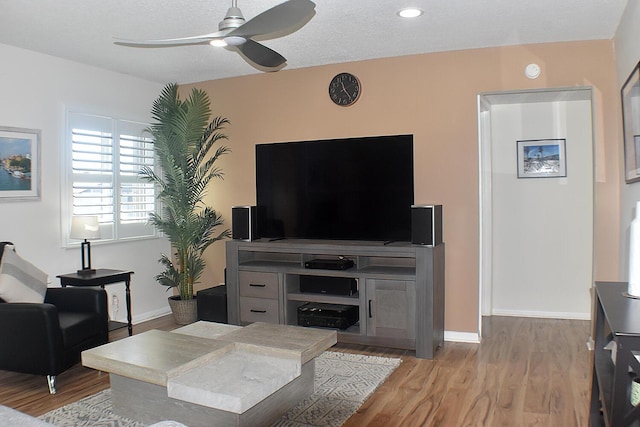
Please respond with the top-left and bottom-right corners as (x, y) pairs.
(70, 216), (101, 240)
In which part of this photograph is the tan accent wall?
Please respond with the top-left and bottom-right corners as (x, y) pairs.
(184, 39), (620, 334)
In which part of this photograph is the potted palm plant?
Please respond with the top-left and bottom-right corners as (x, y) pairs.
(140, 83), (231, 324)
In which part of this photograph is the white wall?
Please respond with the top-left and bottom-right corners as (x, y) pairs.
(489, 99), (593, 318)
(0, 43), (171, 324)
(615, 1), (640, 279)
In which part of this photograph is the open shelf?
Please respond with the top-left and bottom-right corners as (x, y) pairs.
(236, 240), (420, 278)
(357, 265), (416, 278)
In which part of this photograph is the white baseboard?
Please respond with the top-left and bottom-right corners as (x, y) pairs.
(491, 309), (591, 320)
(131, 307), (172, 325)
(444, 330), (480, 343)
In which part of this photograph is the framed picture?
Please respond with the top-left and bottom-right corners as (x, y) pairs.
(516, 138), (567, 178)
(0, 126), (41, 200)
(622, 61), (640, 183)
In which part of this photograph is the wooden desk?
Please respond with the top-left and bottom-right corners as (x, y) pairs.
(57, 269), (133, 336)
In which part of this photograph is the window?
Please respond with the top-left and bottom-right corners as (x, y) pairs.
(65, 112), (157, 243)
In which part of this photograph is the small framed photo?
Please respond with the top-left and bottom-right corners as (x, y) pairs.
(517, 138), (567, 178)
(0, 126), (41, 200)
(622, 61), (640, 183)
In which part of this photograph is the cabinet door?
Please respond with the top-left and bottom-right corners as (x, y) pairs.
(365, 279), (415, 339)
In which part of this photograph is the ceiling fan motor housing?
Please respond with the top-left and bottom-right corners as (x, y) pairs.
(219, 7), (245, 31)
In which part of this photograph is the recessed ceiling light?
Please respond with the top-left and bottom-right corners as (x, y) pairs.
(398, 8), (423, 18)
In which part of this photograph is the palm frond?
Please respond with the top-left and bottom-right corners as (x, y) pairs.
(144, 83), (231, 300)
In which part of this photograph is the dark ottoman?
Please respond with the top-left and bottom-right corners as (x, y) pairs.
(196, 285), (228, 323)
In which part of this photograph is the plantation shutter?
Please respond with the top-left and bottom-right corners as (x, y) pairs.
(68, 112), (156, 242)
(118, 120), (156, 239)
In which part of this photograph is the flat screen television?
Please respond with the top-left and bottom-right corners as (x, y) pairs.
(255, 134), (414, 242)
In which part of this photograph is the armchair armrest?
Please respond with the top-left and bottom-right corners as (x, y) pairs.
(45, 288), (108, 315)
(45, 288), (109, 346)
(0, 302), (65, 375)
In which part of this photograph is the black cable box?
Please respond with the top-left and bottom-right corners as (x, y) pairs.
(304, 258), (354, 270)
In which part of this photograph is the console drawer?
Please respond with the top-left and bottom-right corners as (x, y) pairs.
(239, 271), (279, 299)
(239, 296), (279, 324)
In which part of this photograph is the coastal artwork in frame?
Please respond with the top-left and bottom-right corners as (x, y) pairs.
(0, 126), (41, 200)
(516, 138), (567, 178)
(622, 61), (640, 183)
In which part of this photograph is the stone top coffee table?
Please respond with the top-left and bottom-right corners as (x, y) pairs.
(82, 322), (337, 427)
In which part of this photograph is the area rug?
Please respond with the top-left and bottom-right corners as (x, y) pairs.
(39, 351), (401, 427)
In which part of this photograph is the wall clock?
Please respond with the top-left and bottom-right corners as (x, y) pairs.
(329, 73), (361, 106)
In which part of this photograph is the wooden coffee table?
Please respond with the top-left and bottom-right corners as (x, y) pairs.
(82, 322), (336, 427)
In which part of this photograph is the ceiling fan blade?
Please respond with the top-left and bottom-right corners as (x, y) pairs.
(228, 0), (316, 39)
(114, 32), (227, 47)
(236, 39), (286, 69)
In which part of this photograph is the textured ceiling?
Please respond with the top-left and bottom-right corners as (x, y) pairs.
(0, 0), (629, 84)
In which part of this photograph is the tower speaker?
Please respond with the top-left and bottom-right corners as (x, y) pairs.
(411, 204), (443, 246)
(232, 206), (258, 241)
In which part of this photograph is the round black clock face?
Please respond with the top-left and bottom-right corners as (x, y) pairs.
(329, 73), (361, 106)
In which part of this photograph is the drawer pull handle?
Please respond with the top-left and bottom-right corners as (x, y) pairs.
(250, 309), (267, 313)
(249, 283), (266, 287)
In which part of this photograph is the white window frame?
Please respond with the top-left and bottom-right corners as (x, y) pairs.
(63, 110), (158, 246)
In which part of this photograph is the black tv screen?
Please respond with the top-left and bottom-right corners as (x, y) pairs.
(255, 134), (414, 242)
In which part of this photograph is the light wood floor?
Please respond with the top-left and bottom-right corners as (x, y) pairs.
(0, 315), (592, 426)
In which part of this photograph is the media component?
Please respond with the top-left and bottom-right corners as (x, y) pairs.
(411, 204), (443, 246)
(297, 302), (359, 330)
(232, 206), (258, 241)
(304, 258), (354, 270)
(299, 275), (357, 296)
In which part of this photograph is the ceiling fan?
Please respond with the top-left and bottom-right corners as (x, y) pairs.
(114, 0), (316, 71)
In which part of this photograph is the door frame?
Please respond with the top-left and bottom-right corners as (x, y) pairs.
(477, 87), (596, 336)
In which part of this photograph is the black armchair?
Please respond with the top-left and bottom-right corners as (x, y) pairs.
(0, 244), (108, 394)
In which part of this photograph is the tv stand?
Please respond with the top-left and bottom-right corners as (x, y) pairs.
(225, 239), (445, 359)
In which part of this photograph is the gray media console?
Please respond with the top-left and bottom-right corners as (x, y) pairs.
(225, 239), (445, 359)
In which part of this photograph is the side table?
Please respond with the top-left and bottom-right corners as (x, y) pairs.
(590, 281), (640, 426)
(57, 269), (134, 336)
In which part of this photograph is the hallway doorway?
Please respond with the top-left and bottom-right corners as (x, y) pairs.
(478, 88), (594, 324)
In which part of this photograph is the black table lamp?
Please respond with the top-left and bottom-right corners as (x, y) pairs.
(70, 215), (101, 275)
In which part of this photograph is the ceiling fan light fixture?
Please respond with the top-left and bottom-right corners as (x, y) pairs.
(397, 8), (423, 18)
(223, 36), (247, 46)
(210, 39), (227, 47)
